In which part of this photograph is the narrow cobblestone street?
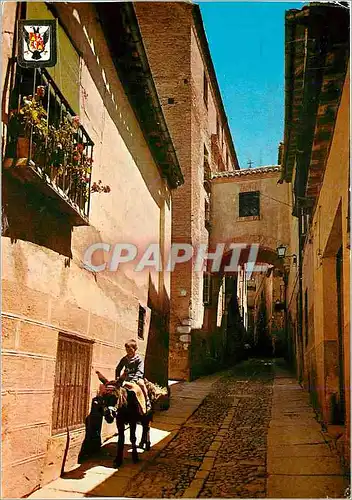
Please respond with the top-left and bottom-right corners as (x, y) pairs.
(29, 358), (349, 499)
(126, 360), (272, 498)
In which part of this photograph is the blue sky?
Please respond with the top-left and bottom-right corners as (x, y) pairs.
(199, 1), (306, 169)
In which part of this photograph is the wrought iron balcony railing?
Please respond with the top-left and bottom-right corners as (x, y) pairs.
(5, 67), (94, 225)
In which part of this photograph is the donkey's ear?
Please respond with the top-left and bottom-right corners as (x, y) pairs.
(96, 371), (109, 384)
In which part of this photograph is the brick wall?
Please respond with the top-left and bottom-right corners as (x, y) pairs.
(136, 3), (237, 379)
(135, 2), (194, 380)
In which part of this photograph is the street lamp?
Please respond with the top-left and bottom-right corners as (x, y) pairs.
(276, 244), (297, 265)
(276, 244), (287, 259)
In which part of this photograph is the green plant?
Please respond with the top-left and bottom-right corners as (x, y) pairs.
(8, 87), (111, 199)
(47, 116), (110, 200)
(17, 86), (48, 140)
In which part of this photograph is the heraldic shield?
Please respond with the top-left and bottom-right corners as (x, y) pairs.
(18, 19), (57, 68)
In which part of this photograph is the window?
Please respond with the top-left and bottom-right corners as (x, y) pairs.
(52, 334), (92, 434)
(216, 115), (220, 137)
(301, 207), (312, 238)
(203, 273), (212, 305)
(203, 71), (208, 108)
(239, 191), (260, 217)
(247, 280), (256, 291)
(138, 305), (146, 340)
(204, 145), (211, 182)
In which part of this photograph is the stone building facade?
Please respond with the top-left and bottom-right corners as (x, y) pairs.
(281, 4), (350, 466)
(210, 166), (291, 360)
(135, 2), (239, 380)
(1, 3), (183, 497)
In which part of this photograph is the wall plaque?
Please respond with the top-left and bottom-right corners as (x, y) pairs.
(18, 19), (57, 68)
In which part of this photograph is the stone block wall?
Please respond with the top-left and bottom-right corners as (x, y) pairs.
(1, 3), (172, 497)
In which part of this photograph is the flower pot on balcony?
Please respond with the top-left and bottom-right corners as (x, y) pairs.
(2, 158), (14, 169)
(15, 137), (37, 166)
(16, 137), (30, 159)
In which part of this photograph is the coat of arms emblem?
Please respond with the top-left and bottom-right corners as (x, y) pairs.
(18, 20), (57, 68)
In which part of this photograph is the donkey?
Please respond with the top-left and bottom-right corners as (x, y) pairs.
(95, 371), (163, 467)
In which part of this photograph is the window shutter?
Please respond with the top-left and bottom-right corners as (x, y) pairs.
(26, 2), (80, 114)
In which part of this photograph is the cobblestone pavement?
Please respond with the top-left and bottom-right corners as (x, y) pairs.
(29, 358), (348, 499)
(127, 359), (273, 498)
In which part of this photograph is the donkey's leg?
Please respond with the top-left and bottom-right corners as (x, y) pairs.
(145, 420), (151, 451)
(114, 420), (125, 468)
(139, 418), (148, 449)
(139, 426), (146, 449)
(130, 421), (139, 463)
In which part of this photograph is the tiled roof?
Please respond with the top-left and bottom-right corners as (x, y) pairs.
(212, 165), (281, 179)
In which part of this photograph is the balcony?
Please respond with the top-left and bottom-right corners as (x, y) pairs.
(4, 68), (94, 225)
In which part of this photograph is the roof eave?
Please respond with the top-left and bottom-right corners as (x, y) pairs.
(95, 3), (184, 189)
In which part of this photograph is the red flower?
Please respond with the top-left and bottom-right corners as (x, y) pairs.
(36, 85), (46, 98)
(77, 143), (84, 153)
(72, 116), (80, 129)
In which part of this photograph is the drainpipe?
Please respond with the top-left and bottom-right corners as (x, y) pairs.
(297, 204), (304, 383)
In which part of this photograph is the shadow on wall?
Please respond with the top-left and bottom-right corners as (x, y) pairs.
(224, 277), (246, 364)
(2, 174), (73, 258)
(1, 3), (171, 258)
(57, 3), (170, 211)
(190, 277), (248, 379)
(79, 275), (170, 462)
(190, 330), (225, 379)
(78, 396), (104, 462)
(144, 274), (170, 393)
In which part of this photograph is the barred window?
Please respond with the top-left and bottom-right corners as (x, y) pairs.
(52, 334), (92, 434)
(204, 145), (211, 182)
(138, 305), (146, 340)
(239, 191), (260, 217)
(203, 273), (212, 306)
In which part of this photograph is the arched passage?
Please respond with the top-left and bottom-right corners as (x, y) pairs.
(212, 243), (285, 274)
(201, 240), (288, 370)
